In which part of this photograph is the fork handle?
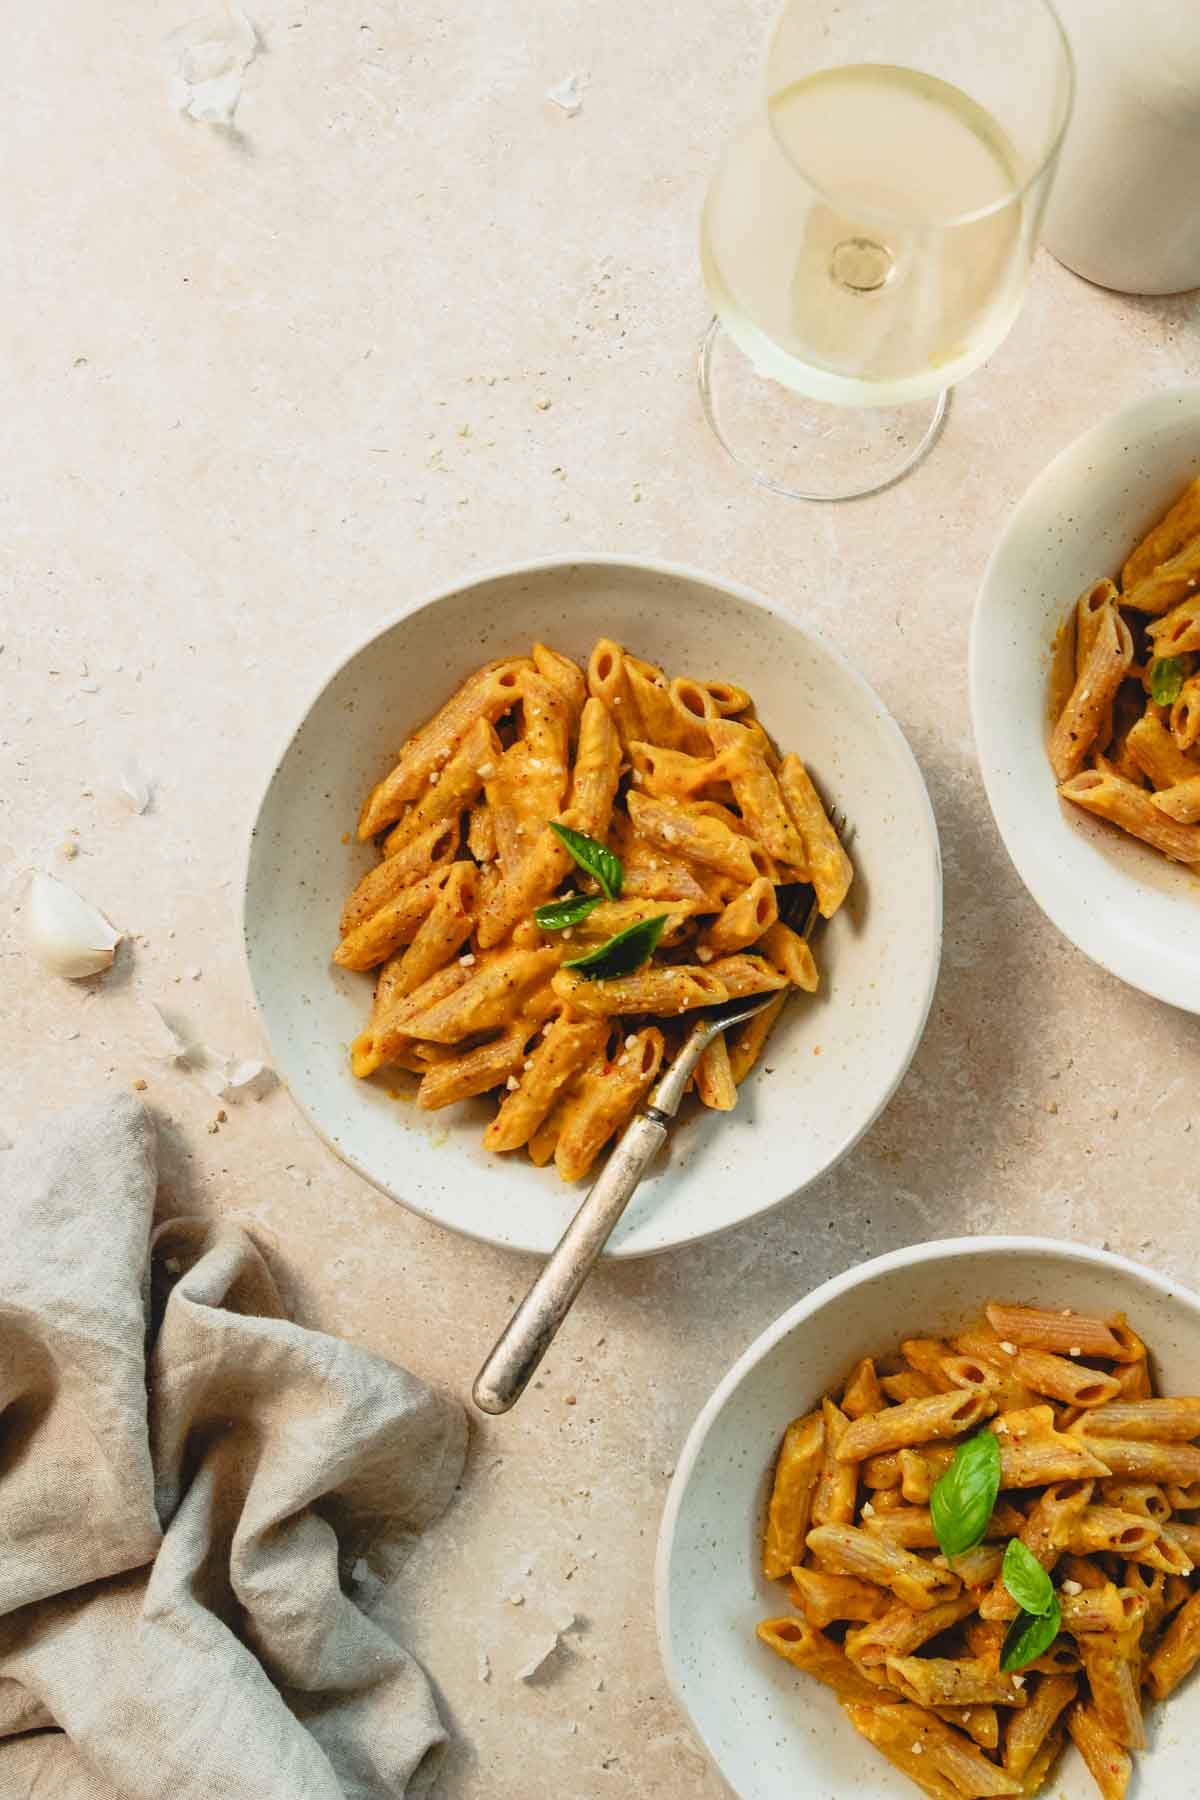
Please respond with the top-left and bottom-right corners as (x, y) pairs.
(472, 1110), (666, 1415)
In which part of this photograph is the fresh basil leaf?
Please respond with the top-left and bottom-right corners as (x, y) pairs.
(534, 894), (602, 931)
(563, 914), (667, 980)
(929, 1429), (1001, 1560)
(1002, 1538), (1056, 1617)
(1150, 655), (1187, 706)
(1000, 1595), (1062, 1672)
(549, 822), (623, 901)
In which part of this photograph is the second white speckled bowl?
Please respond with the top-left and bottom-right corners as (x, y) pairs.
(243, 556), (941, 1257)
(657, 1236), (1200, 1797)
(971, 387), (1200, 1014)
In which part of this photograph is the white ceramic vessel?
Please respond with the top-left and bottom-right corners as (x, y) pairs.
(971, 387), (1200, 1015)
(657, 1236), (1200, 1798)
(243, 556), (942, 1258)
(1042, 0), (1200, 296)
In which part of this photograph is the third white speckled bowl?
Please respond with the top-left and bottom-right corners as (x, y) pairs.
(244, 556), (941, 1257)
(971, 387), (1200, 1014)
(657, 1236), (1200, 1798)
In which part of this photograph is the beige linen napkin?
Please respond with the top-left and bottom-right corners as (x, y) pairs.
(0, 1094), (467, 1800)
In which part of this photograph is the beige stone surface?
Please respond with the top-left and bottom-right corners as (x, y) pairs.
(3, 3), (1200, 1795)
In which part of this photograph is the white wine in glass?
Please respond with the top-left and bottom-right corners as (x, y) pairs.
(699, 0), (1074, 499)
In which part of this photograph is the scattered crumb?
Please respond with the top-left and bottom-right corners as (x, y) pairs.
(1011, 1674), (1025, 1689)
(535, 397), (552, 411)
(477, 1650), (492, 1683)
(207, 1121), (219, 1135)
(861, 1500), (876, 1518)
(624, 1034), (637, 1049)
(216, 1109), (227, 1123)
(567, 1722), (579, 1735)
(910, 1742), (923, 1756)
(813, 1045), (822, 1056)
(62, 840), (78, 859)
(1069, 1346), (1082, 1357)
(1108, 1107), (1119, 1120)
(1000, 1341), (1017, 1356)
(508, 1591), (526, 1606)
(545, 74), (583, 116)
(1044, 1099), (1058, 1114)
(505, 1075), (520, 1091)
(459, 952), (477, 966)
(341, 832), (350, 845)
(428, 770), (440, 785)
(1061, 1579), (1082, 1596)
(132, 1078), (148, 1092)
(565, 1393), (577, 1406)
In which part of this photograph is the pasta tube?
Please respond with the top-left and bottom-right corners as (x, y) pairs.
(1127, 536), (1200, 616)
(884, 1656), (1030, 1710)
(625, 790), (770, 884)
(1081, 1397), (1200, 1441)
(841, 1358), (884, 1421)
(757, 1619), (894, 1706)
(845, 1593), (978, 1666)
(727, 990), (787, 1085)
(402, 944), (561, 1044)
(1048, 603), (1134, 781)
(708, 718), (809, 870)
(357, 658), (527, 836)
(1060, 766), (1200, 861)
(693, 1033), (737, 1111)
(387, 862), (478, 997)
(1146, 1589), (1200, 1700)
(482, 1018), (608, 1153)
(787, 1566), (887, 1627)
(697, 878), (778, 955)
(756, 921), (819, 991)
(1066, 1701), (1132, 1800)
(763, 1411), (825, 1578)
(1125, 710), (1200, 788)
(811, 1397), (858, 1527)
(1122, 477), (1200, 591)
(837, 1389), (995, 1462)
(805, 1523), (962, 1611)
(553, 1028), (664, 1181)
(777, 753), (853, 915)
(551, 965), (729, 1017)
(996, 1407), (1112, 1486)
(1152, 774), (1200, 821)
(383, 716), (498, 856)
(531, 642), (586, 735)
(339, 818), (458, 936)
(334, 866), (454, 971)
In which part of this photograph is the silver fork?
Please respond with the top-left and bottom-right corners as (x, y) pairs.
(471, 810), (849, 1415)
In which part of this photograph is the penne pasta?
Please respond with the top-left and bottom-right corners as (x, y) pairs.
(763, 1412), (825, 1579)
(977, 1479), (1092, 1621)
(1008, 1347), (1122, 1409)
(1129, 537), (1200, 618)
(805, 1523), (962, 1611)
(1122, 477), (1200, 591)
(885, 1655), (1030, 1710)
(1152, 773), (1200, 822)
(1048, 602), (1134, 781)
(1146, 1589), (1200, 1699)
(837, 1389), (995, 1463)
(1079, 1397), (1200, 1441)
(334, 866), (455, 971)
(777, 753), (853, 915)
(1003, 1673), (1076, 1780)
(1066, 1700), (1132, 1800)
(482, 1017), (608, 1153)
(846, 1593), (979, 1667)
(757, 1618), (894, 1705)
(552, 1029), (664, 1182)
(357, 658), (528, 837)
(726, 989), (787, 1085)
(1060, 765), (1200, 861)
(984, 1304), (1142, 1363)
(1170, 674), (1200, 751)
(339, 817), (459, 937)
(342, 638), (852, 1173)
(694, 1032), (737, 1111)
(787, 1565), (887, 1627)
(841, 1358), (884, 1421)
(1064, 1428), (1200, 1485)
(755, 921), (818, 992)
(1125, 710), (1200, 789)
(811, 1397), (858, 1528)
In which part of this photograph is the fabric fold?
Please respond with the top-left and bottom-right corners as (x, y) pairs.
(0, 1095), (466, 1800)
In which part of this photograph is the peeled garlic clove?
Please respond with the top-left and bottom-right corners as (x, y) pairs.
(27, 872), (123, 979)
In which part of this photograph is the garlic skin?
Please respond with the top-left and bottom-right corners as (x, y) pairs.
(27, 873), (122, 979)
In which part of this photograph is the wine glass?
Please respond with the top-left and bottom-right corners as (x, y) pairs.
(699, 0), (1074, 501)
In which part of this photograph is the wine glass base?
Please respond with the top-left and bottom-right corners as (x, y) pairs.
(698, 318), (947, 502)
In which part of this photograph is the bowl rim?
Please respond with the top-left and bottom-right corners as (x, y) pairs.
(240, 550), (944, 1258)
(654, 1233), (1200, 1785)
(968, 384), (1200, 1016)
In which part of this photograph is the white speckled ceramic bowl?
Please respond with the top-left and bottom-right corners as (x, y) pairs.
(243, 556), (941, 1258)
(971, 387), (1200, 1014)
(657, 1236), (1200, 1798)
